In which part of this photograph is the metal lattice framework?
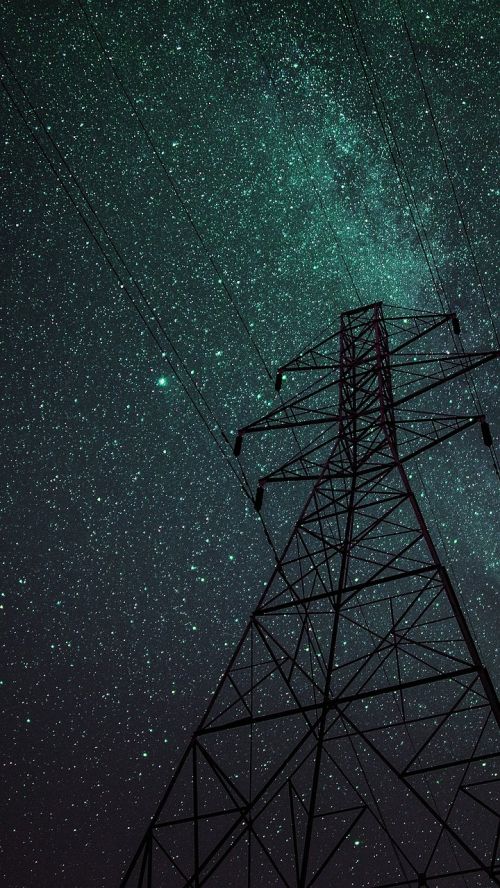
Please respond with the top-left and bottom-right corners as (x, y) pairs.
(123, 303), (500, 887)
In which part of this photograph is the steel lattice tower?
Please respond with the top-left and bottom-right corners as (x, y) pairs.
(123, 303), (500, 887)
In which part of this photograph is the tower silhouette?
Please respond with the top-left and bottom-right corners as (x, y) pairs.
(122, 303), (500, 887)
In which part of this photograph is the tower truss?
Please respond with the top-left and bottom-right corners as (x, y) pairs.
(122, 303), (500, 887)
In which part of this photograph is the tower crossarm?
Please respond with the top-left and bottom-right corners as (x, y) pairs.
(252, 413), (487, 507)
(274, 308), (460, 385)
(391, 350), (500, 408)
(235, 303), (498, 508)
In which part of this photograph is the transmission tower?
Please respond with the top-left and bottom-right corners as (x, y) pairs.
(122, 303), (500, 887)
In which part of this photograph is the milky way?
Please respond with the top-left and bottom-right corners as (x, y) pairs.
(1, 1), (498, 885)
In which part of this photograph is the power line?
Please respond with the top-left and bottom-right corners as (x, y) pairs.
(75, 1), (316, 515)
(76, 3), (337, 534)
(339, 0), (448, 314)
(76, 0), (308, 534)
(1, 52), (288, 564)
(394, 0), (500, 351)
(0, 60), (254, 502)
(76, 0), (274, 384)
(337, 4), (500, 480)
(0, 50), (230, 443)
(236, 0), (364, 308)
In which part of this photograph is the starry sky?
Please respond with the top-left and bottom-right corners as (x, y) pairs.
(1, 1), (498, 885)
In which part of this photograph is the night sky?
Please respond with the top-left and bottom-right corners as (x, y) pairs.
(1, 1), (499, 886)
